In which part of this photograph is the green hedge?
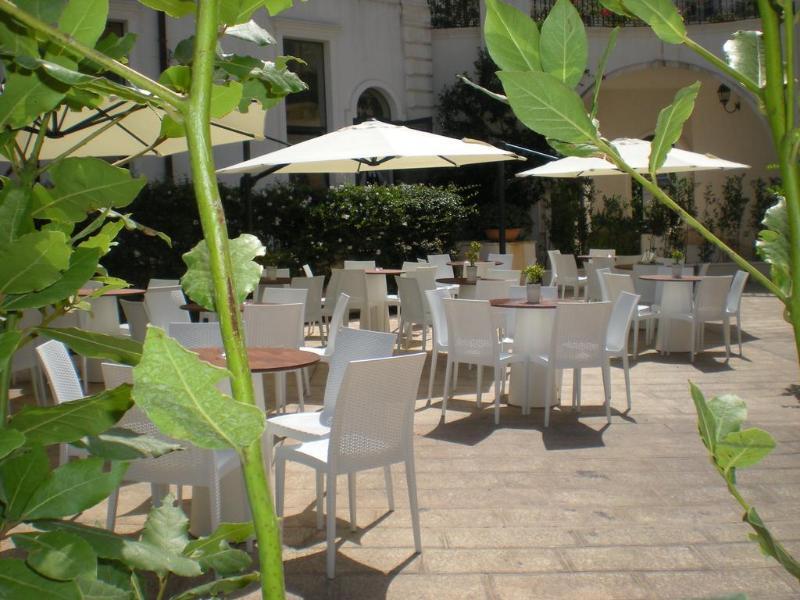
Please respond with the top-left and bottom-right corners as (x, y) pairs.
(103, 181), (474, 286)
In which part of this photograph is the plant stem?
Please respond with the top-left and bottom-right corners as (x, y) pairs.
(0, 0), (184, 109)
(682, 37), (763, 99)
(755, 0), (787, 154)
(0, 312), (19, 426)
(595, 139), (786, 301)
(183, 2), (284, 598)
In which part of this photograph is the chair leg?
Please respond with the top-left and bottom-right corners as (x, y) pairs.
(543, 366), (553, 427)
(275, 457), (286, 519)
(275, 372), (287, 413)
(347, 473), (357, 532)
(493, 365), (501, 425)
(689, 320), (696, 362)
(106, 487), (119, 531)
(383, 465), (394, 511)
(326, 472), (337, 579)
(294, 370), (304, 410)
(453, 362), (459, 389)
(405, 457), (422, 554)
(723, 317), (731, 360)
(302, 368), (311, 399)
(622, 353), (632, 411)
(736, 313), (743, 355)
(316, 470), (324, 530)
(601, 364), (612, 424)
(476, 365), (483, 409)
(441, 359), (452, 420)
(427, 350), (438, 407)
(632, 319), (640, 359)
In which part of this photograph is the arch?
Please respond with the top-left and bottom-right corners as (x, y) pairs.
(348, 80), (402, 123)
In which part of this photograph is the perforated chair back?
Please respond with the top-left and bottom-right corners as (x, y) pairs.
(101, 361), (134, 389)
(339, 269), (368, 307)
(694, 275), (733, 321)
(726, 270), (749, 315)
(402, 261), (420, 272)
(697, 263), (710, 277)
(547, 249), (561, 284)
(607, 292), (639, 354)
(243, 303), (304, 349)
(120, 300), (149, 342)
(343, 260), (376, 269)
(407, 266), (438, 293)
(396, 277), (426, 323)
(145, 286), (189, 331)
(36, 340), (84, 401)
(291, 276), (324, 325)
(443, 299), (500, 365)
(326, 293), (351, 353)
(487, 253), (513, 269)
(554, 254), (579, 281)
(328, 353), (425, 473)
(601, 271), (636, 303)
(426, 254), (454, 279)
(425, 288), (451, 349)
(475, 261), (494, 279)
(475, 279), (512, 301)
(487, 269), (521, 283)
(633, 264), (658, 304)
(655, 266), (693, 310)
(260, 286), (307, 309)
(549, 301), (612, 369)
(324, 269), (343, 311)
(168, 322), (223, 348)
(320, 327), (396, 423)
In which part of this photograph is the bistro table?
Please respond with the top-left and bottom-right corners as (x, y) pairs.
(188, 346), (321, 535)
(447, 260), (503, 278)
(639, 274), (704, 353)
(77, 287), (146, 296)
(489, 298), (559, 411)
(436, 277), (502, 300)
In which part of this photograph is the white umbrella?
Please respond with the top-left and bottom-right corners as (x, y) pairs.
(13, 98), (266, 160)
(516, 138), (748, 178)
(216, 119), (523, 175)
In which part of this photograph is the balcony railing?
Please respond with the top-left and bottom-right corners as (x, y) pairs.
(531, 1), (758, 26)
(428, 0), (480, 28)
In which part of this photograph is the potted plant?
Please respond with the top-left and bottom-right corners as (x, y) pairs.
(670, 248), (685, 278)
(480, 202), (532, 242)
(522, 263), (545, 303)
(465, 241), (481, 282)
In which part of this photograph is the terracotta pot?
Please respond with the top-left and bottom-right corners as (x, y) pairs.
(485, 227), (522, 242)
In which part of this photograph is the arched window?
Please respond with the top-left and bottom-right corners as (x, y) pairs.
(356, 88), (391, 122)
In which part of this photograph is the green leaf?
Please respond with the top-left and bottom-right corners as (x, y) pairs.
(598, 0), (637, 18)
(217, 53), (262, 80)
(158, 66), (191, 93)
(0, 183), (34, 245)
(458, 75), (508, 104)
(0, 0), (65, 58)
(707, 393), (747, 443)
(623, 0), (685, 44)
(8, 385), (133, 446)
(36, 328), (143, 366)
(184, 522), (254, 576)
(264, 0), (293, 15)
(75, 574), (131, 600)
(210, 81), (244, 118)
(224, 19), (275, 46)
(220, 0), (265, 25)
(184, 522), (254, 556)
(22, 457), (128, 520)
(35, 521), (202, 578)
(0, 230), (71, 294)
(107, 210), (172, 247)
(2, 247), (101, 311)
(93, 31), (137, 62)
(14, 530), (97, 581)
(79, 220), (126, 255)
(133, 328), (265, 450)
(0, 329), (23, 371)
(756, 197), (791, 298)
(180, 233), (265, 311)
(548, 139), (599, 157)
(649, 81), (700, 175)
(77, 427), (182, 461)
(723, 31), (766, 89)
(498, 70), (597, 144)
(137, 0), (195, 18)
(591, 26), (619, 120)
(0, 428), (26, 461)
(140, 494), (190, 574)
(690, 382), (717, 452)
(0, 70), (66, 130)
(539, 0), (587, 89)
(716, 428), (775, 471)
(0, 445), (49, 520)
(170, 572), (259, 600)
(484, 0), (541, 72)
(31, 158), (147, 222)
(47, 0), (108, 66)
(0, 559), (80, 599)
(745, 507), (800, 580)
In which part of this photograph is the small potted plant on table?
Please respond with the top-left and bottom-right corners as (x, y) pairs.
(522, 263), (545, 303)
(670, 249), (685, 278)
(465, 241), (481, 282)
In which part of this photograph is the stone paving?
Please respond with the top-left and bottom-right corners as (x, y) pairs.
(7, 294), (800, 599)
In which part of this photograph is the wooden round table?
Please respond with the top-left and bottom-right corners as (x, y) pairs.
(447, 260), (504, 267)
(489, 298), (558, 309)
(639, 274), (703, 282)
(77, 287), (146, 296)
(436, 277), (502, 286)
(365, 268), (404, 275)
(259, 276), (291, 286)
(196, 347), (320, 373)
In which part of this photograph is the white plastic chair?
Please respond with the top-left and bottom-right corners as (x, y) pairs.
(120, 300), (149, 343)
(586, 257), (615, 301)
(300, 292), (350, 363)
(540, 285), (558, 302)
(589, 248), (616, 257)
(474, 279), (512, 301)
(655, 268), (697, 360)
(343, 260), (376, 269)
(168, 321), (223, 349)
(259, 286), (308, 312)
(302, 264), (314, 277)
(606, 292), (639, 411)
(532, 302), (613, 426)
(487, 269), (521, 283)
(693, 275), (734, 358)
(547, 249), (561, 286)
(697, 263), (710, 277)
(424, 288), (453, 405)
(487, 253), (513, 269)
(145, 285), (190, 331)
(725, 270), (749, 356)
(395, 277), (430, 350)
(275, 352), (426, 579)
(147, 278), (180, 288)
(441, 299), (527, 424)
(600, 271), (658, 358)
(407, 265), (439, 293)
(553, 254), (587, 299)
(474, 261), (494, 279)
(322, 269), (344, 332)
(426, 254), (454, 279)
(291, 276), (325, 340)
(243, 303), (306, 412)
(401, 261), (420, 272)
(338, 269), (372, 329)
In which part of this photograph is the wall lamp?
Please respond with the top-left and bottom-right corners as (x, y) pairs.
(717, 83), (741, 113)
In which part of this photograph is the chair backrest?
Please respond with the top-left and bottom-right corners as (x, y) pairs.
(339, 269), (368, 305)
(589, 248), (616, 257)
(320, 328), (396, 423)
(547, 249), (561, 283)
(324, 292), (350, 353)
(325, 269), (343, 309)
(243, 303), (304, 348)
(540, 285), (558, 302)
(168, 322), (223, 348)
(694, 275), (733, 320)
(596, 268), (611, 301)
(726, 270), (749, 314)
(291, 275), (324, 323)
(425, 288), (451, 350)
(426, 254), (454, 279)
(601, 271), (636, 303)
(475, 261), (494, 279)
(554, 253), (579, 281)
(36, 340), (84, 402)
(417, 257), (428, 264)
(276, 268), (290, 278)
(401, 261), (420, 272)
(396, 277), (426, 322)
(697, 262), (710, 277)
(120, 300), (150, 342)
(654, 265), (693, 308)
(145, 286), (190, 330)
(328, 353), (426, 472)
(632, 264), (659, 304)
(101, 361), (133, 388)
(147, 278), (180, 288)
(487, 253), (513, 269)
(407, 265), (438, 293)
(607, 292), (639, 353)
(475, 279), (512, 301)
(487, 269), (521, 283)
(549, 302), (612, 368)
(442, 298), (500, 364)
(302, 264), (314, 277)
(343, 260), (376, 269)
(260, 286), (308, 309)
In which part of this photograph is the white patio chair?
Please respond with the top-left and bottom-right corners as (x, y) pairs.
(291, 276), (325, 340)
(338, 269), (372, 329)
(474, 279), (512, 301)
(654, 269), (697, 360)
(147, 278), (180, 288)
(586, 257), (615, 301)
(475, 261), (494, 279)
(120, 300), (149, 343)
(275, 352), (426, 579)
(697, 262), (710, 277)
(300, 292), (350, 363)
(259, 285), (308, 311)
(406, 265), (439, 293)
(395, 276), (430, 350)
(401, 261), (420, 272)
(425, 288), (453, 405)
(693, 275), (734, 358)
(487, 252), (513, 269)
(725, 270), (749, 356)
(487, 268), (521, 283)
(441, 299), (527, 424)
(553, 254), (587, 299)
(546, 249), (561, 286)
(322, 268), (344, 332)
(426, 253), (454, 279)
(589, 248), (616, 257)
(606, 292), (639, 411)
(532, 301), (613, 427)
(540, 285), (558, 302)
(343, 259), (376, 269)
(302, 264), (314, 277)
(601, 270), (658, 358)
(145, 285), (189, 331)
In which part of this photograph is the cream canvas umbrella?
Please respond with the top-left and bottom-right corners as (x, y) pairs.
(516, 138), (748, 178)
(12, 98), (266, 160)
(216, 119), (523, 175)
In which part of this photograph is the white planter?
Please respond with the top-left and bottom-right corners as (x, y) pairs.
(465, 265), (478, 283)
(526, 283), (541, 303)
(671, 263), (683, 278)
(265, 266), (278, 279)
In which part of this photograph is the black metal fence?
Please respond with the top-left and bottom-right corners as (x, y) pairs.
(428, 0), (480, 28)
(530, 0), (758, 26)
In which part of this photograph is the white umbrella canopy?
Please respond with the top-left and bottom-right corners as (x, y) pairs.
(216, 119), (523, 175)
(516, 138), (749, 178)
(12, 98), (266, 160)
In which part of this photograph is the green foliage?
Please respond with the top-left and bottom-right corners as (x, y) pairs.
(539, 0), (587, 89)
(466, 241), (481, 264)
(542, 179), (589, 255)
(756, 197), (791, 299)
(484, 0), (541, 71)
(723, 31), (766, 89)
(587, 194), (641, 255)
(649, 82), (700, 176)
(35, 327), (143, 366)
(522, 263), (545, 284)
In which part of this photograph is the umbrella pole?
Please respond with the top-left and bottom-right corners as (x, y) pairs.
(241, 141), (253, 233)
(497, 161), (506, 254)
